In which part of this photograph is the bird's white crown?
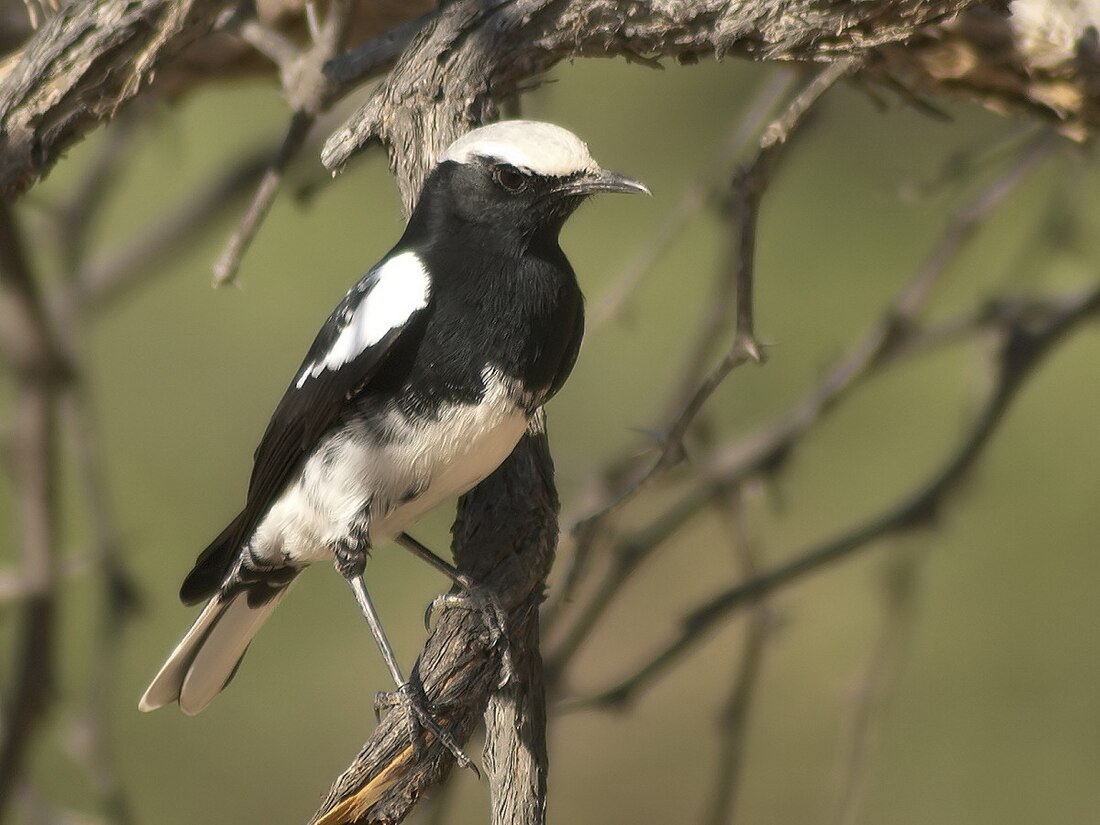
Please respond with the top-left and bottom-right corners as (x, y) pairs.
(440, 120), (598, 178)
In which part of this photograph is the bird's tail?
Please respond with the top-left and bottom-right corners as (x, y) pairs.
(138, 586), (290, 715)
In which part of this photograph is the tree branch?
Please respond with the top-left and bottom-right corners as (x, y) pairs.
(580, 284), (1100, 709)
(0, 0), (225, 195)
(0, 201), (62, 821)
(309, 422), (559, 825)
(551, 58), (854, 632)
(320, 0), (983, 185)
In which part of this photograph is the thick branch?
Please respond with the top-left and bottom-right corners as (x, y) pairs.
(320, 0), (983, 187)
(0, 0), (225, 195)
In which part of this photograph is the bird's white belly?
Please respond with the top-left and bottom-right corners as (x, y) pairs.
(251, 373), (531, 565)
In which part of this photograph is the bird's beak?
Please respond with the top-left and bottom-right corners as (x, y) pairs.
(560, 168), (651, 197)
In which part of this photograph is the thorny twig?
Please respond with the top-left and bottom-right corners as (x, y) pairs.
(579, 284), (1100, 709)
(548, 61), (855, 630)
(546, 129), (1056, 679)
(566, 58), (859, 576)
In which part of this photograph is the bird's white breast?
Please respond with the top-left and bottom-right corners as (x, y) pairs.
(252, 367), (530, 565)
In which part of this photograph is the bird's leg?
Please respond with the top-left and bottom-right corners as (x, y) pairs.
(396, 532), (515, 686)
(333, 534), (475, 772)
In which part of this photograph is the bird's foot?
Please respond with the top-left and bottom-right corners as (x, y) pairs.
(374, 681), (478, 776)
(333, 539), (367, 579)
(425, 585), (515, 687)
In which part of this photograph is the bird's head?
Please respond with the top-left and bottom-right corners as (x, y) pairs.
(413, 120), (649, 246)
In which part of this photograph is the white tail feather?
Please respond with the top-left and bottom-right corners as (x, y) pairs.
(139, 589), (287, 715)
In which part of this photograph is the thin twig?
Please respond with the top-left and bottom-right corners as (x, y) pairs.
(212, 113), (316, 285)
(0, 201), (63, 820)
(323, 10), (431, 88)
(831, 549), (921, 825)
(702, 486), (772, 825)
(546, 130), (1049, 684)
(702, 130), (1056, 481)
(213, 0), (354, 286)
(590, 69), (797, 328)
(576, 284), (1100, 709)
(549, 59), (861, 659)
(570, 57), (858, 547)
(76, 151), (270, 308)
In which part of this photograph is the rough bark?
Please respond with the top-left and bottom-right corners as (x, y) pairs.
(0, 0), (224, 195)
(321, 0), (987, 196)
(2, 0), (987, 199)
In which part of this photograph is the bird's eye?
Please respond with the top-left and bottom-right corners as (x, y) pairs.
(493, 165), (528, 192)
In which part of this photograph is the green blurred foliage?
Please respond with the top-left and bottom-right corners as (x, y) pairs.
(3, 55), (1100, 825)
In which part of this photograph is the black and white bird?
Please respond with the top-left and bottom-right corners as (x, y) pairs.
(139, 121), (647, 734)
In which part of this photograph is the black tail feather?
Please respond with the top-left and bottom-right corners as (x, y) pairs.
(180, 513), (246, 605)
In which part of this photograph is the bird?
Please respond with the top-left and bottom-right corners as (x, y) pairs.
(138, 120), (648, 753)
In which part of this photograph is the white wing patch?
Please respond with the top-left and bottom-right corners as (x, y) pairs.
(440, 120), (598, 178)
(296, 251), (430, 388)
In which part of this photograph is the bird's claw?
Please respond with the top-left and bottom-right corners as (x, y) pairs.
(425, 586), (515, 687)
(374, 681), (479, 777)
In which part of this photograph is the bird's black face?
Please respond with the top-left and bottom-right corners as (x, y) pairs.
(420, 157), (646, 248)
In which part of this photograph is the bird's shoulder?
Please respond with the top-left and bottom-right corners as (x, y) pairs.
(292, 249), (433, 389)
(238, 250), (432, 531)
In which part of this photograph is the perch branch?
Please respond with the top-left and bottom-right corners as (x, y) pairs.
(308, 423), (559, 825)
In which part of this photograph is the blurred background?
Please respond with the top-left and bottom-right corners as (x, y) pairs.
(3, 53), (1100, 825)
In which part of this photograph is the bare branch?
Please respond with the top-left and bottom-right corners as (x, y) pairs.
(702, 131), (1056, 481)
(309, 424), (559, 825)
(568, 57), (856, 558)
(212, 0), (354, 285)
(0, 201), (62, 819)
(580, 284), (1100, 709)
(831, 550), (921, 825)
(320, 0), (982, 188)
(547, 127), (1054, 693)
(702, 487), (772, 825)
(0, 0), (225, 196)
(211, 112), (316, 286)
(322, 10), (430, 88)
